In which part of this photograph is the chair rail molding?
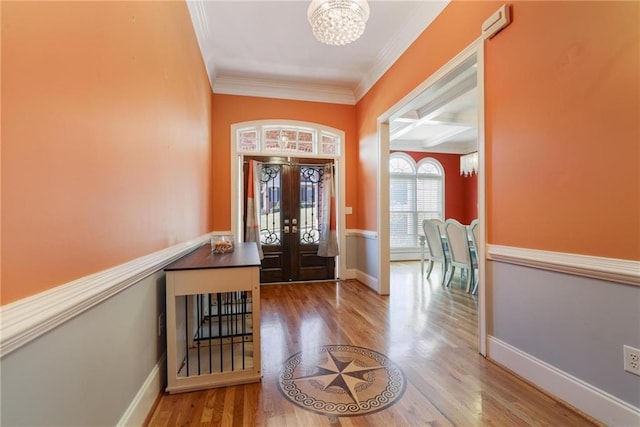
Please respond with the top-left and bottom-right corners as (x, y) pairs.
(0, 234), (211, 358)
(348, 229), (378, 240)
(487, 244), (640, 287)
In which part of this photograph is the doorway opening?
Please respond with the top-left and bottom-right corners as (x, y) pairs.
(378, 39), (487, 355)
(230, 120), (347, 283)
(243, 157), (336, 283)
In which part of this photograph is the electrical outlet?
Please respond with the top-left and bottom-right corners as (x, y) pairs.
(158, 313), (165, 337)
(623, 345), (640, 376)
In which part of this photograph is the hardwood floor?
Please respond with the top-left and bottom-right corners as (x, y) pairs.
(147, 262), (599, 426)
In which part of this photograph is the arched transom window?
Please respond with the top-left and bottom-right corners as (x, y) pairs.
(390, 153), (444, 249)
(237, 123), (340, 156)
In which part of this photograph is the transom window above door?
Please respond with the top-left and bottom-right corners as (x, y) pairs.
(237, 124), (340, 156)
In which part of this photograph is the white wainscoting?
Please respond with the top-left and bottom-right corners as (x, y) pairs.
(347, 229), (379, 291)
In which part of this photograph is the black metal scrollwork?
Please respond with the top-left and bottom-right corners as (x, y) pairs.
(259, 165), (282, 246)
(299, 166), (324, 245)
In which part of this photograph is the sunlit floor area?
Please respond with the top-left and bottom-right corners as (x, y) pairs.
(147, 262), (598, 426)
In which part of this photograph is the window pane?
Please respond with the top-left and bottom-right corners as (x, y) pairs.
(390, 157), (414, 174)
(417, 161), (441, 175)
(390, 177), (415, 211)
(299, 166), (323, 244)
(238, 129), (258, 152)
(258, 165), (282, 245)
(320, 133), (338, 155)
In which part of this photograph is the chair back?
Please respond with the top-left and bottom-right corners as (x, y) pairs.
(469, 219), (479, 255)
(444, 219), (470, 265)
(422, 219), (445, 260)
(431, 219), (446, 238)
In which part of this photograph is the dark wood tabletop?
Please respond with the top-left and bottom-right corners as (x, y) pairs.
(164, 242), (261, 271)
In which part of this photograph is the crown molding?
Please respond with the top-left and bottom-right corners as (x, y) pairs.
(186, 0), (216, 91)
(354, 1), (450, 101)
(213, 76), (356, 105)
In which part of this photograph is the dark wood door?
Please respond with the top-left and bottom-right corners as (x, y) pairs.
(244, 158), (335, 283)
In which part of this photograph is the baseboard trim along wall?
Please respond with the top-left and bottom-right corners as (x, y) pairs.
(0, 234), (210, 358)
(356, 270), (378, 292)
(487, 244), (640, 287)
(488, 336), (640, 426)
(345, 269), (358, 280)
(118, 353), (167, 427)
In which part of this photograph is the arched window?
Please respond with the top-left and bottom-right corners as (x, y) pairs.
(416, 158), (444, 223)
(236, 123), (340, 156)
(390, 153), (444, 251)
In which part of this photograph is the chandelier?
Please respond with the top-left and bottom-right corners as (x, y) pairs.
(460, 152), (479, 177)
(307, 0), (370, 46)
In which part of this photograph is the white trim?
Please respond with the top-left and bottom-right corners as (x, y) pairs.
(488, 336), (640, 426)
(117, 353), (166, 427)
(0, 235), (209, 358)
(214, 76), (356, 105)
(185, 1), (215, 90)
(345, 268), (358, 280)
(355, 270), (379, 293)
(349, 229), (377, 240)
(476, 39), (487, 357)
(378, 122), (391, 295)
(201, 2), (451, 105)
(376, 37), (486, 352)
(354, 1), (450, 101)
(487, 245), (640, 287)
(230, 120), (347, 282)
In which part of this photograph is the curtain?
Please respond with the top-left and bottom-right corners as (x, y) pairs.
(318, 163), (339, 257)
(245, 160), (264, 259)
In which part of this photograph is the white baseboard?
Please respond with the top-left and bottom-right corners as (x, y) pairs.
(345, 268), (357, 279)
(488, 336), (640, 426)
(118, 353), (166, 427)
(355, 270), (379, 293)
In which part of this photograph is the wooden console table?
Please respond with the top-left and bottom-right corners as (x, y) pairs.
(164, 242), (261, 394)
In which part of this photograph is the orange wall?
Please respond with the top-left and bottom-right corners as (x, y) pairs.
(486, 1), (639, 259)
(356, 1), (501, 233)
(357, 1), (639, 260)
(1, 2), (213, 304)
(211, 94), (358, 230)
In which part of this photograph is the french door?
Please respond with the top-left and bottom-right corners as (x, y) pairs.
(244, 157), (335, 283)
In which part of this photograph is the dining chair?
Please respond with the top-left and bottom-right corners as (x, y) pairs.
(422, 219), (448, 285)
(469, 219), (479, 295)
(444, 219), (473, 292)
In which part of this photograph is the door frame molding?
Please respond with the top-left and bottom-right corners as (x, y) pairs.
(230, 120), (347, 281)
(376, 38), (487, 356)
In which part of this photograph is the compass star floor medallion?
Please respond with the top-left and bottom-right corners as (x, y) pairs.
(278, 345), (407, 417)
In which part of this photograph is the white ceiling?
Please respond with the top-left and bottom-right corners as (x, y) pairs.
(187, 0), (478, 154)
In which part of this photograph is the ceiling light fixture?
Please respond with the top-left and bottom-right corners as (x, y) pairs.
(307, 0), (370, 46)
(460, 152), (479, 177)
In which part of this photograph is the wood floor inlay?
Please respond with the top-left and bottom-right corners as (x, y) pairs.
(278, 345), (406, 417)
(146, 262), (601, 426)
